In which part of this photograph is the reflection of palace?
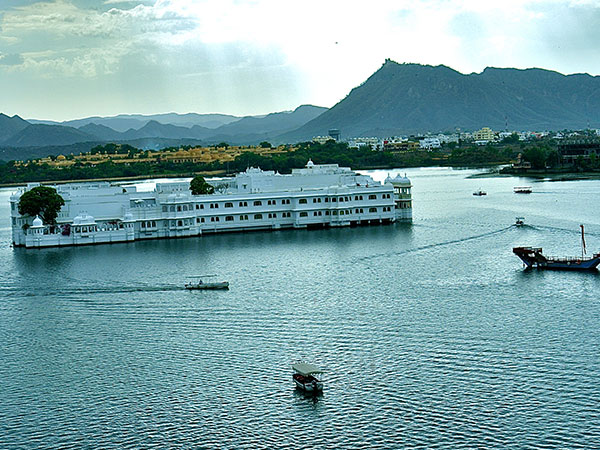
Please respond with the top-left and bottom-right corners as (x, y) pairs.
(10, 161), (412, 248)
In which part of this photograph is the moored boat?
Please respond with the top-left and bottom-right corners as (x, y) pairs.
(292, 362), (323, 393)
(473, 189), (487, 196)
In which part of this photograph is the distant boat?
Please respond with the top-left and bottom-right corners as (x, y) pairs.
(185, 275), (229, 290)
(473, 189), (487, 196)
(515, 217), (525, 227)
(513, 225), (600, 271)
(514, 186), (532, 194)
(292, 362), (323, 393)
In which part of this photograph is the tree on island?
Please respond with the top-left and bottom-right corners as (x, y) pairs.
(190, 175), (215, 195)
(18, 186), (65, 225)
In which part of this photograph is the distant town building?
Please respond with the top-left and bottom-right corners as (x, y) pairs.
(16, 145), (287, 169)
(312, 136), (335, 144)
(558, 140), (600, 163)
(383, 139), (419, 152)
(348, 137), (381, 150)
(436, 134), (459, 144)
(419, 138), (441, 150)
(472, 127), (495, 142)
(328, 129), (341, 141)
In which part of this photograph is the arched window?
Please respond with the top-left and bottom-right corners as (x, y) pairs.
(254, 214), (263, 220)
(225, 202), (233, 208)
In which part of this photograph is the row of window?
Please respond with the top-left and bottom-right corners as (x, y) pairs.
(62, 205), (396, 234)
(194, 213), (286, 223)
(298, 207), (388, 217)
(161, 194), (392, 213)
(171, 219), (193, 227)
(300, 194), (387, 204)
(155, 206), (394, 227)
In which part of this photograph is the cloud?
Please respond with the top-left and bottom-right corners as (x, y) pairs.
(2, 0), (600, 120)
(103, 0), (154, 4)
(0, 53), (24, 65)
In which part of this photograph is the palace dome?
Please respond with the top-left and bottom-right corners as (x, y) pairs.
(32, 216), (44, 227)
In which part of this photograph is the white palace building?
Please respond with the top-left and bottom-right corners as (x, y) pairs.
(10, 160), (412, 248)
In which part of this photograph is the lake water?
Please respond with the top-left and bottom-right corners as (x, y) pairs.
(1, 167), (599, 449)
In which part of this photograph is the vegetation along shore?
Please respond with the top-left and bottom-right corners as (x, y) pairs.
(1, 132), (599, 186)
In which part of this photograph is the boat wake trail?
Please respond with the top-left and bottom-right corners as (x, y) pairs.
(535, 225), (600, 237)
(0, 283), (182, 299)
(357, 226), (513, 263)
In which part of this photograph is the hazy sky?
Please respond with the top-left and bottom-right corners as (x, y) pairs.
(1, 0), (600, 121)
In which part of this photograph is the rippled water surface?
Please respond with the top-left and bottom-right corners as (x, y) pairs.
(1, 168), (599, 449)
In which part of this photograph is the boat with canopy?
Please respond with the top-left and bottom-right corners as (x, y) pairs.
(292, 362), (324, 393)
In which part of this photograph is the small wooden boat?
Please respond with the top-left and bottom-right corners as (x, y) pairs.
(292, 362), (323, 393)
(473, 189), (487, 196)
(185, 275), (229, 290)
(514, 186), (532, 194)
(515, 217), (525, 227)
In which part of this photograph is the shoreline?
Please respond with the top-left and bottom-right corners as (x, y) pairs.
(470, 168), (600, 181)
(4, 164), (600, 188)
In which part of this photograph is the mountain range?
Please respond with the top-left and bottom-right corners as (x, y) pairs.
(282, 61), (600, 140)
(0, 105), (327, 161)
(3, 60), (600, 161)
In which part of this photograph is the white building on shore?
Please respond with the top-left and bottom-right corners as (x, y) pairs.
(10, 161), (412, 248)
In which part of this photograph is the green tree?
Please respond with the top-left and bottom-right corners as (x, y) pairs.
(190, 175), (215, 195)
(501, 133), (520, 144)
(523, 147), (547, 169)
(18, 186), (65, 225)
(545, 150), (561, 168)
(259, 141), (272, 148)
(589, 152), (598, 169)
